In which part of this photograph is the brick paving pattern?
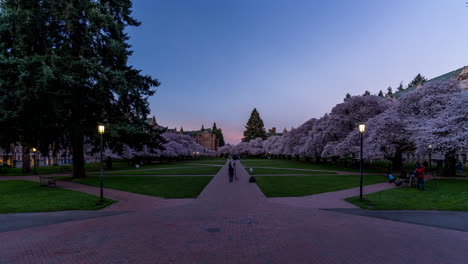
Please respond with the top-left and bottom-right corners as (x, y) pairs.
(1, 161), (467, 264)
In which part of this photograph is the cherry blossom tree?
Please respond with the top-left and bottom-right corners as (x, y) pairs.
(303, 95), (395, 161)
(398, 80), (467, 174)
(281, 118), (317, 158)
(218, 144), (234, 157)
(160, 132), (204, 159)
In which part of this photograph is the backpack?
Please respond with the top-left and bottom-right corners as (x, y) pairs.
(414, 170), (419, 177)
(249, 176), (256, 183)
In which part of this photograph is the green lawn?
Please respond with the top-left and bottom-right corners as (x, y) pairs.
(0, 180), (115, 214)
(73, 176), (213, 198)
(0, 165), (71, 176)
(86, 161), (210, 172)
(94, 166), (221, 176)
(245, 167), (336, 175)
(240, 159), (384, 173)
(0, 160), (214, 176)
(256, 175), (386, 197)
(346, 180), (468, 211)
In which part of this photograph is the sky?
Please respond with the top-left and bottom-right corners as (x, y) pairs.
(126, 0), (468, 144)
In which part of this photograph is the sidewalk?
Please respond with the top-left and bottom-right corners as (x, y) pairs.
(268, 182), (396, 209)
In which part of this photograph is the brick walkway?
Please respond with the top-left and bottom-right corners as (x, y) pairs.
(1, 162), (468, 263)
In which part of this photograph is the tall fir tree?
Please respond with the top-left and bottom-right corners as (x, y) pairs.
(378, 90), (384, 97)
(408, 73), (427, 87)
(212, 122), (225, 147)
(0, 0), (163, 177)
(386, 86), (394, 98)
(397, 81), (404, 92)
(344, 93), (352, 102)
(243, 108), (266, 142)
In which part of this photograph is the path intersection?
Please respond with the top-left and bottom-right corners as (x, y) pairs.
(1, 161), (467, 264)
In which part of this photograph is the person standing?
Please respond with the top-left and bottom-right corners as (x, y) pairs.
(233, 161), (239, 181)
(228, 162), (234, 183)
(416, 165), (426, 190)
(456, 161), (463, 174)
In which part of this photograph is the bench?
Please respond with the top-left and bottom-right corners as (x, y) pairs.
(39, 176), (57, 187)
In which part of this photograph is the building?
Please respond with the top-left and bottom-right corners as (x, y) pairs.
(0, 145), (74, 169)
(147, 117), (219, 151)
(393, 66), (468, 99)
(266, 127), (287, 138)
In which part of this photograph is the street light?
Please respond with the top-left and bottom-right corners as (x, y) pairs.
(32, 148), (38, 175)
(358, 123), (366, 200)
(98, 124), (105, 204)
(428, 145), (432, 173)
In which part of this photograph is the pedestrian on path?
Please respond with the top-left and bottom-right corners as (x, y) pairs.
(233, 161), (239, 181)
(416, 165), (426, 190)
(228, 162), (234, 183)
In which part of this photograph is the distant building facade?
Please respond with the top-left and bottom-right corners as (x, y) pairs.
(147, 117), (219, 151)
(266, 127), (287, 138)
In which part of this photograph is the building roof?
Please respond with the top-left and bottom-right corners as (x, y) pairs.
(393, 66), (467, 99)
(182, 128), (213, 136)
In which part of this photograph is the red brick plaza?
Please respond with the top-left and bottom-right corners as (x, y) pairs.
(1, 161), (467, 264)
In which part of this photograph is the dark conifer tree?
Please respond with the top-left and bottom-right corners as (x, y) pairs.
(397, 81), (404, 92)
(243, 108), (266, 142)
(344, 93), (352, 102)
(0, 0), (163, 177)
(408, 74), (427, 87)
(386, 86), (394, 98)
(378, 90), (384, 97)
(212, 122), (225, 147)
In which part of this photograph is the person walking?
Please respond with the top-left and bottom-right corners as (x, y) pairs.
(233, 161), (239, 181)
(415, 165), (426, 190)
(228, 162), (234, 183)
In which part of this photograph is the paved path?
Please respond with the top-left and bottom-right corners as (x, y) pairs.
(1, 161), (468, 263)
(269, 182), (396, 209)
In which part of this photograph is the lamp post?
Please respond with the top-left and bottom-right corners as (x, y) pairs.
(428, 145), (432, 173)
(98, 124), (105, 204)
(32, 148), (38, 175)
(358, 123), (366, 200)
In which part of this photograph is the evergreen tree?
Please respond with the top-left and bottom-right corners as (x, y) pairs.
(243, 108), (267, 142)
(397, 81), (404, 92)
(386, 86), (394, 98)
(212, 122), (225, 147)
(344, 93), (352, 102)
(363, 90), (371, 96)
(0, 0), (163, 177)
(378, 90), (384, 97)
(408, 74), (427, 87)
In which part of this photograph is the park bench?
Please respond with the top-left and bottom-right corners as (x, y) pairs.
(39, 175), (57, 187)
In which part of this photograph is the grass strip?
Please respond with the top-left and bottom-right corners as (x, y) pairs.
(0, 180), (115, 214)
(256, 174), (385, 197)
(73, 176), (213, 198)
(346, 179), (468, 211)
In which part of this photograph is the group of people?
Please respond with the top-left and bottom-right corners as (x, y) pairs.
(385, 161), (427, 190)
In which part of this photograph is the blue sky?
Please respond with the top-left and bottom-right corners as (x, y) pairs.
(127, 0), (468, 144)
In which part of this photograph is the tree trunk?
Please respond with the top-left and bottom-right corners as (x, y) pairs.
(71, 124), (85, 178)
(22, 146), (31, 173)
(392, 152), (403, 171)
(106, 157), (112, 170)
(444, 151), (457, 176)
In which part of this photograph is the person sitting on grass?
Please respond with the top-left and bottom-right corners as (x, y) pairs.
(385, 173), (402, 186)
